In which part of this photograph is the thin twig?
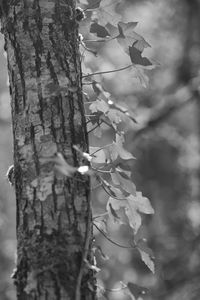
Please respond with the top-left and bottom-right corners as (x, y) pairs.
(93, 212), (108, 220)
(82, 64), (133, 78)
(87, 121), (103, 134)
(93, 222), (135, 249)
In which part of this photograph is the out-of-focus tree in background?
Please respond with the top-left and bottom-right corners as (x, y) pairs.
(1, 0), (200, 299)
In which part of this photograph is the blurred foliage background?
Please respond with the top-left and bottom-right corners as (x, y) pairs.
(1, 0), (200, 299)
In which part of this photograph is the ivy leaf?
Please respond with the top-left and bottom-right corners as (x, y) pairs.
(129, 42), (152, 66)
(111, 170), (136, 196)
(90, 22), (110, 38)
(90, 146), (107, 164)
(117, 21), (150, 54)
(138, 249), (155, 273)
(92, 0), (121, 26)
(107, 192), (154, 234)
(105, 22), (119, 36)
(107, 196), (142, 233)
(101, 178), (127, 199)
(89, 99), (109, 114)
(86, 0), (102, 9)
(108, 134), (135, 161)
(115, 166), (132, 180)
(105, 109), (122, 129)
(118, 21), (138, 37)
(127, 282), (149, 299)
(108, 99), (138, 123)
(105, 22), (150, 55)
(77, 0), (101, 9)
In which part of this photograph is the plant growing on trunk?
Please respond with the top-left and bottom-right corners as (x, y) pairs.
(1, 0), (155, 299)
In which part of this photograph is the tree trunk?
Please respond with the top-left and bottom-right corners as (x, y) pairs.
(1, 1), (96, 299)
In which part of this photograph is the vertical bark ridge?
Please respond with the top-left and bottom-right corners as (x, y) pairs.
(1, 0), (96, 299)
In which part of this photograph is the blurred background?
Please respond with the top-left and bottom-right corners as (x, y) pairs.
(1, 0), (200, 299)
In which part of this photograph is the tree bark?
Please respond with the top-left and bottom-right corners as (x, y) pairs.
(1, 1), (96, 299)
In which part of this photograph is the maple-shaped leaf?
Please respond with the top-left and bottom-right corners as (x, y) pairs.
(132, 192), (154, 215)
(111, 170), (136, 196)
(107, 196), (142, 233)
(101, 178), (127, 199)
(105, 22), (119, 36)
(89, 99), (109, 114)
(118, 21), (138, 37)
(105, 22), (150, 55)
(107, 192), (154, 234)
(105, 108), (122, 129)
(127, 282), (149, 299)
(87, 0), (102, 9)
(90, 22), (110, 38)
(92, 0), (121, 26)
(77, 0), (101, 9)
(107, 134), (135, 161)
(90, 146), (107, 164)
(129, 42), (152, 66)
(117, 21), (150, 54)
(108, 99), (138, 123)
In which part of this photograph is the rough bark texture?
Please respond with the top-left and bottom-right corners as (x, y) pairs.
(1, 1), (96, 299)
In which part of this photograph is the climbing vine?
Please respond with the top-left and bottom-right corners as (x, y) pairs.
(53, 1), (156, 299)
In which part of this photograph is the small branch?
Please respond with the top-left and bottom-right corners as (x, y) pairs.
(92, 167), (112, 174)
(83, 35), (118, 43)
(90, 143), (113, 156)
(87, 121), (103, 134)
(93, 212), (108, 220)
(82, 64), (133, 78)
(105, 286), (127, 293)
(90, 183), (102, 190)
(93, 222), (135, 249)
(100, 179), (127, 201)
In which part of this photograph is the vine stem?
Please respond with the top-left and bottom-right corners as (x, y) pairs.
(93, 222), (135, 249)
(82, 64), (133, 78)
(75, 194), (92, 300)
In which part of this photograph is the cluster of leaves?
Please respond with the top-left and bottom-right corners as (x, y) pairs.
(53, 1), (155, 299)
(77, 0), (156, 88)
